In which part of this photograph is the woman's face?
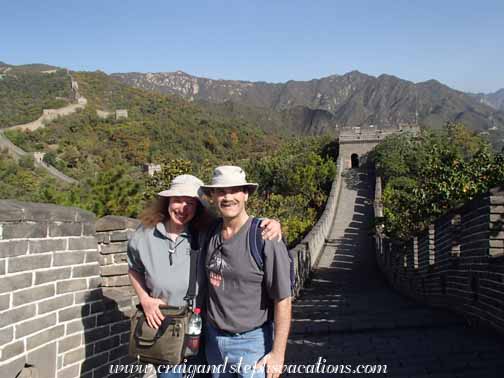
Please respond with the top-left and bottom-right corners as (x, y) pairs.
(167, 196), (199, 227)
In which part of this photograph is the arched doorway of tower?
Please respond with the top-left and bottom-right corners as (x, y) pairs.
(351, 153), (359, 168)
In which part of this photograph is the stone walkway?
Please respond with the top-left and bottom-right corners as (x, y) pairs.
(285, 168), (504, 377)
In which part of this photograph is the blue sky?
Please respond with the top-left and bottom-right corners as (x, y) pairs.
(2, 0), (503, 93)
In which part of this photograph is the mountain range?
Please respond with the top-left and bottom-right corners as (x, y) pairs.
(112, 71), (504, 140)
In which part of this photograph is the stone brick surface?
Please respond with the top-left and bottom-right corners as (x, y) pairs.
(0, 326), (13, 345)
(1, 222), (47, 239)
(0, 293), (10, 311)
(57, 363), (80, 378)
(7, 253), (52, 273)
(102, 275), (131, 287)
(49, 222), (82, 237)
(58, 304), (90, 322)
(95, 215), (139, 232)
(0, 259), (4, 275)
(0, 272), (32, 294)
(1, 340), (24, 361)
(53, 251), (87, 266)
(13, 284), (55, 306)
(26, 324), (64, 350)
(0, 240), (28, 258)
(15, 313), (57, 338)
(68, 237), (97, 251)
(100, 241), (128, 254)
(29, 239), (66, 254)
(58, 334), (82, 354)
(66, 316), (96, 335)
(35, 267), (72, 284)
(100, 263), (128, 276)
(37, 293), (73, 314)
(0, 304), (36, 328)
(56, 279), (87, 294)
(72, 264), (100, 278)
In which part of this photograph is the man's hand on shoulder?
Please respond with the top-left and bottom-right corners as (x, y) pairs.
(260, 218), (282, 241)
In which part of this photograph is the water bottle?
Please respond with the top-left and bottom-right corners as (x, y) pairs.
(185, 307), (202, 356)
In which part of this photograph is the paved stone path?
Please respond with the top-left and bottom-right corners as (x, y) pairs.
(285, 168), (504, 377)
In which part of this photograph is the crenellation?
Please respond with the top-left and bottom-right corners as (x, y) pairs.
(374, 178), (504, 335)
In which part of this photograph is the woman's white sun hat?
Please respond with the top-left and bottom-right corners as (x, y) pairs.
(201, 166), (258, 195)
(157, 174), (204, 199)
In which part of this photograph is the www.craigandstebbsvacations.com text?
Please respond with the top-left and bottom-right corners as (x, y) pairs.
(109, 357), (388, 375)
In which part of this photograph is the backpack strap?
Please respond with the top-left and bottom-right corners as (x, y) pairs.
(183, 242), (198, 308)
(249, 217), (266, 270)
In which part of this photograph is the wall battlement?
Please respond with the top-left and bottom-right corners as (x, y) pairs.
(373, 181), (504, 333)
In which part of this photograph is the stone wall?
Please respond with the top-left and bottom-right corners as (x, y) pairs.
(374, 181), (504, 333)
(0, 201), (138, 378)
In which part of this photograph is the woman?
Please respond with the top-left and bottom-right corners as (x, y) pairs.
(127, 174), (281, 378)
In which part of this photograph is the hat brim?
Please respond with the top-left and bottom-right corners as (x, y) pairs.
(157, 189), (201, 199)
(200, 183), (258, 196)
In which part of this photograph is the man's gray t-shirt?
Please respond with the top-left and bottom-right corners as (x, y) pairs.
(205, 217), (291, 334)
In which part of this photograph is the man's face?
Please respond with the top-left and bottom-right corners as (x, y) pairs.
(168, 196), (198, 227)
(211, 186), (248, 220)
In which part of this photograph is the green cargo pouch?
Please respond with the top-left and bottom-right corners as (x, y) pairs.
(129, 246), (199, 365)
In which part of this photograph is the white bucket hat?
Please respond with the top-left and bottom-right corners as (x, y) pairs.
(201, 166), (258, 195)
(157, 174), (204, 199)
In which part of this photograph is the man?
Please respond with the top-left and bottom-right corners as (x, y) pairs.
(201, 166), (292, 378)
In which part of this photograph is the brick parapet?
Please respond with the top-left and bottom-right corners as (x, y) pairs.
(0, 201), (141, 378)
(373, 181), (504, 334)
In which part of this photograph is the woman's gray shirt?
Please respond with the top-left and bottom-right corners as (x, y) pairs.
(127, 223), (206, 307)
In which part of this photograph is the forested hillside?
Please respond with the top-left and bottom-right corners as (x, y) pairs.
(1, 70), (337, 245)
(0, 64), (72, 128)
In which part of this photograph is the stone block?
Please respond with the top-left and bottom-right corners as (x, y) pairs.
(58, 334), (82, 354)
(95, 215), (139, 232)
(84, 251), (99, 263)
(56, 278), (87, 294)
(0, 326), (13, 345)
(72, 264), (100, 278)
(58, 304), (90, 322)
(0, 304), (36, 328)
(82, 222), (96, 236)
(95, 232), (110, 244)
(1, 340), (24, 361)
(99, 254), (114, 265)
(21, 202), (78, 222)
(0, 272), (33, 294)
(13, 284), (55, 306)
(0, 200), (25, 221)
(109, 343), (129, 362)
(80, 351), (109, 373)
(74, 288), (102, 304)
(29, 239), (66, 253)
(8, 253), (52, 273)
(84, 325), (110, 342)
(49, 222), (82, 237)
(102, 275), (130, 287)
(0, 293), (10, 311)
(94, 335), (120, 353)
(88, 276), (102, 289)
(0, 259), (4, 275)
(26, 324), (64, 350)
(489, 239), (504, 248)
(57, 363), (80, 378)
(110, 230), (129, 242)
(113, 253), (128, 264)
(1, 222), (47, 239)
(35, 267), (72, 284)
(38, 293), (73, 314)
(66, 316), (96, 335)
(97, 310), (125, 327)
(110, 319), (130, 334)
(0, 240), (28, 258)
(63, 345), (91, 366)
(101, 263), (129, 276)
(53, 251), (87, 266)
(68, 237), (97, 251)
(100, 241), (128, 254)
(75, 209), (95, 223)
(15, 313), (57, 338)
(0, 355), (26, 378)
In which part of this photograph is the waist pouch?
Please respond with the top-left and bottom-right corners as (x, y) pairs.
(129, 305), (191, 365)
